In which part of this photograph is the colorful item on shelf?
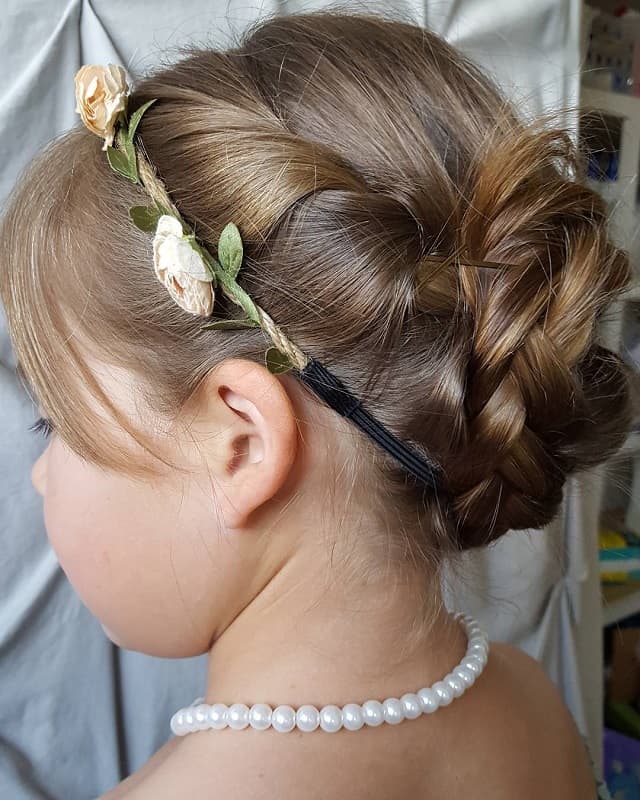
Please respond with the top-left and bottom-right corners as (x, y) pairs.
(600, 527), (640, 583)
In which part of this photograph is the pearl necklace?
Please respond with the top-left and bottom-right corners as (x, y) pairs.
(170, 614), (488, 736)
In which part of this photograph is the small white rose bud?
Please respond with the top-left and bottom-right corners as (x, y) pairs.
(74, 64), (129, 150)
(152, 215), (215, 317)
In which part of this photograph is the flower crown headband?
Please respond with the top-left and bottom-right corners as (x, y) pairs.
(74, 63), (443, 492)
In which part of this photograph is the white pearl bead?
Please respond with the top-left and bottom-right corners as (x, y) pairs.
(466, 622), (481, 633)
(475, 655), (488, 672)
(227, 703), (250, 730)
(462, 656), (483, 675)
(249, 704), (273, 730)
(445, 674), (465, 698)
(433, 681), (454, 706)
(272, 705), (296, 733)
(417, 687), (439, 714)
(383, 698), (404, 725)
(342, 703), (364, 731)
(319, 705), (343, 733)
(207, 703), (228, 730)
(170, 711), (186, 736)
(362, 700), (385, 727)
(296, 705), (320, 732)
(192, 704), (210, 731)
(455, 666), (476, 687)
(469, 649), (488, 669)
(183, 709), (197, 732)
(400, 693), (422, 720)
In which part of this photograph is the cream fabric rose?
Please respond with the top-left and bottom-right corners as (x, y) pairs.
(74, 64), (129, 151)
(152, 215), (215, 316)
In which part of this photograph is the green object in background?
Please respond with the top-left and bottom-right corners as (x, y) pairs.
(606, 702), (640, 740)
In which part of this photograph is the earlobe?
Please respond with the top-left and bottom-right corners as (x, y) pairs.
(196, 359), (298, 529)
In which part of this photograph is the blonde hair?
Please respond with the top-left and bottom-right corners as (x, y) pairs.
(0, 10), (632, 562)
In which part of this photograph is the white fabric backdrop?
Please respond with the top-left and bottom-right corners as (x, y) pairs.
(0, 2), (584, 797)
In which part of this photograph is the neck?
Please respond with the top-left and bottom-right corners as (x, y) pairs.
(204, 544), (466, 707)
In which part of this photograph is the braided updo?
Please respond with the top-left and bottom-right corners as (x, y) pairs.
(0, 10), (632, 556)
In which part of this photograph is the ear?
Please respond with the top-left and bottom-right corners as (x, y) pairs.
(189, 358), (298, 529)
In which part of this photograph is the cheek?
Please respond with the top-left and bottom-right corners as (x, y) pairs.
(43, 439), (125, 613)
(41, 438), (232, 656)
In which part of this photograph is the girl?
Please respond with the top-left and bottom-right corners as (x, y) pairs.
(0, 9), (629, 799)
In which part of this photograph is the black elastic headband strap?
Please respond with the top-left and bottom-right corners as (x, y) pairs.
(297, 359), (444, 492)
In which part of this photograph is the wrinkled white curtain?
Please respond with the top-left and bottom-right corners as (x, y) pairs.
(0, 2), (583, 797)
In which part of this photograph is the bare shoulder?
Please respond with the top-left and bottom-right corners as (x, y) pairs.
(467, 642), (597, 800)
(98, 739), (181, 799)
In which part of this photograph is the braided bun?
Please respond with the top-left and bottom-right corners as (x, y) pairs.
(415, 127), (632, 547)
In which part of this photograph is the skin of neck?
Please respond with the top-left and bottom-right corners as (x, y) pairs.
(202, 483), (466, 708)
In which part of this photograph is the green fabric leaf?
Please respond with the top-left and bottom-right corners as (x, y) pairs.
(118, 100), (156, 185)
(202, 319), (260, 331)
(265, 347), (293, 374)
(106, 146), (136, 182)
(124, 137), (138, 182)
(112, 127), (137, 182)
(127, 99), (157, 143)
(213, 262), (259, 323)
(229, 282), (260, 324)
(217, 222), (243, 279)
(129, 204), (164, 232)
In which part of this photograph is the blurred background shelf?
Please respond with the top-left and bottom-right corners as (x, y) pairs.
(582, 85), (640, 121)
(603, 583), (640, 626)
(580, 83), (640, 279)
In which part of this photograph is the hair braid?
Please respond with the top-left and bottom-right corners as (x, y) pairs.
(436, 126), (632, 547)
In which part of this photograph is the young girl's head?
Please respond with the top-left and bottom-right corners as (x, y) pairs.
(0, 11), (632, 657)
